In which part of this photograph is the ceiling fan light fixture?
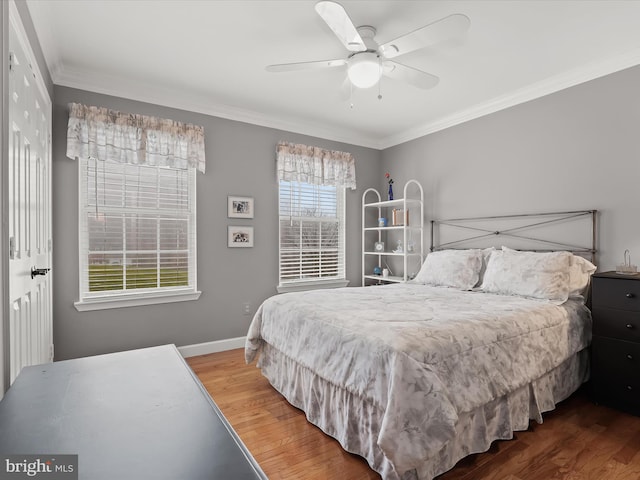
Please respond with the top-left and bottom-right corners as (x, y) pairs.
(347, 52), (381, 89)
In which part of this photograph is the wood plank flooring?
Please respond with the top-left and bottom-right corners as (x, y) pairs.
(187, 348), (640, 480)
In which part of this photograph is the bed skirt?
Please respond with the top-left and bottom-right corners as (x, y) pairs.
(256, 343), (589, 480)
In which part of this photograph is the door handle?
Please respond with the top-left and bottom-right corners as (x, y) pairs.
(31, 267), (50, 279)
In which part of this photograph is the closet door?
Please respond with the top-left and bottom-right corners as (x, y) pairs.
(7, 9), (53, 386)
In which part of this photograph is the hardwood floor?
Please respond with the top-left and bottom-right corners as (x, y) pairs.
(187, 349), (640, 480)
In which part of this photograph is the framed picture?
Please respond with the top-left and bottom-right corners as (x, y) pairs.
(228, 196), (254, 219)
(392, 208), (409, 226)
(228, 225), (254, 248)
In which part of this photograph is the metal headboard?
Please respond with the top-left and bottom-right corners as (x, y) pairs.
(430, 209), (597, 264)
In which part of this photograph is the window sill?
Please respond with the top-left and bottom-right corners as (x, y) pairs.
(277, 279), (349, 294)
(74, 290), (202, 312)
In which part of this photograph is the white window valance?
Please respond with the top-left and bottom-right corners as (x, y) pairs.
(276, 141), (356, 190)
(66, 103), (206, 173)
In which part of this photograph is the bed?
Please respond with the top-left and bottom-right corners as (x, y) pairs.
(245, 210), (597, 480)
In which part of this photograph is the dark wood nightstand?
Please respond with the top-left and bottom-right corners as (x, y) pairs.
(590, 271), (640, 416)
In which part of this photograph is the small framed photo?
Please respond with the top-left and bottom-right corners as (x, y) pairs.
(228, 226), (254, 248)
(228, 196), (254, 219)
(392, 208), (409, 226)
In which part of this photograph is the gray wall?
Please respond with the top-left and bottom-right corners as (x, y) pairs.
(381, 65), (640, 272)
(52, 86), (380, 360)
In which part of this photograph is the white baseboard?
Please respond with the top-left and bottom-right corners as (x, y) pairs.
(178, 336), (246, 358)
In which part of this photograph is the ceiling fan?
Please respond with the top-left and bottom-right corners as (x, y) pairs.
(266, 1), (470, 92)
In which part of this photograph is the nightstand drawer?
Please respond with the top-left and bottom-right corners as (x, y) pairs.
(592, 277), (640, 311)
(590, 377), (640, 416)
(591, 336), (640, 416)
(592, 307), (640, 342)
(591, 336), (640, 373)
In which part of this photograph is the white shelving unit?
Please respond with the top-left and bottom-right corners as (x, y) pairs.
(362, 180), (424, 286)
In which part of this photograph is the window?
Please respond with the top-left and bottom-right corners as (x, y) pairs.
(66, 103), (205, 310)
(275, 140), (355, 292)
(75, 158), (199, 310)
(278, 180), (347, 291)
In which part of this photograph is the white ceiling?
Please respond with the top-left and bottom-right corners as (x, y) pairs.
(25, 0), (640, 150)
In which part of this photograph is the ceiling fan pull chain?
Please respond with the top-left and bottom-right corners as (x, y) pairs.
(349, 80), (354, 109)
(378, 58), (383, 100)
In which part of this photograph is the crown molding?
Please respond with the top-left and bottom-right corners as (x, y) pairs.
(379, 47), (640, 149)
(24, 0), (61, 87)
(52, 66), (384, 150)
(52, 45), (640, 152)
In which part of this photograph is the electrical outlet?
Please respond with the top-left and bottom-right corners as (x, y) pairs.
(242, 302), (251, 315)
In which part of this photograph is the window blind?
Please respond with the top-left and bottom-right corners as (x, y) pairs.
(278, 180), (345, 284)
(79, 158), (197, 300)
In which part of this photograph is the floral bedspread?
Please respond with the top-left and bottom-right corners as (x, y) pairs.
(245, 284), (591, 474)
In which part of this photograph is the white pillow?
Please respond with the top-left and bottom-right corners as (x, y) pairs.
(497, 247), (596, 297)
(413, 249), (484, 290)
(568, 254), (597, 297)
(481, 248), (572, 303)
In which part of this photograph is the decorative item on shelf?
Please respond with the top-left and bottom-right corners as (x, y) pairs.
(407, 240), (415, 253)
(385, 172), (394, 200)
(382, 268), (389, 278)
(616, 249), (638, 275)
(393, 239), (403, 253)
(392, 208), (408, 226)
(374, 241), (385, 252)
(378, 217), (387, 227)
(373, 266), (382, 276)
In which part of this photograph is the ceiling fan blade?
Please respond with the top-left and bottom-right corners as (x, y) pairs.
(266, 59), (347, 73)
(315, 1), (366, 52)
(383, 61), (439, 90)
(379, 14), (470, 59)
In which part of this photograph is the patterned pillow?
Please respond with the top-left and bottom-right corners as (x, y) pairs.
(568, 254), (597, 297)
(413, 249), (484, 290)
(481, 248), (572, 303)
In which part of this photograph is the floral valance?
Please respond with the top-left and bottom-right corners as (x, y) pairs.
(66, 103), (206, 173)
(276, 141), (356, 190)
